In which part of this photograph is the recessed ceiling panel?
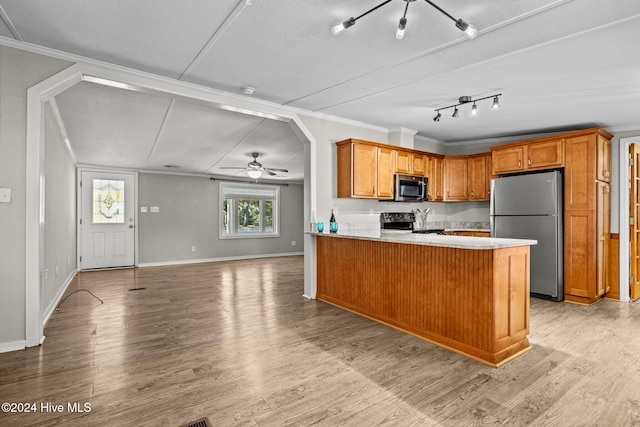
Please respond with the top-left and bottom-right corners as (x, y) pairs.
(148, 99), (272, 174)
(55, 81), (172, 168)
(212, 119), (304, 180)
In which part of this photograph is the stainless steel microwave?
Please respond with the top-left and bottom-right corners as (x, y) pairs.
(395, 174), (427, 202)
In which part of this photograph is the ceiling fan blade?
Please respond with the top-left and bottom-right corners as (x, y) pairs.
(219, 166), (247, 169)
(264, 167), (288, 173)
(234, 170), (248, 176)
(264, 170), (277, 176)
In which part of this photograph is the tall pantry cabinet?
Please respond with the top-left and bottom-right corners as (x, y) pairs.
(563, 128), (613, 304)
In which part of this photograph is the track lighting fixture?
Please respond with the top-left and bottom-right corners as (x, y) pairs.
(331, 0), (478, 40)
(492, 95), (501, 109)
(433, 94), (502, 123)
(396, 1), (410, 40)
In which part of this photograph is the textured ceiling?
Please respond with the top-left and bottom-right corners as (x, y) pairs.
(1, 0), (640, 180)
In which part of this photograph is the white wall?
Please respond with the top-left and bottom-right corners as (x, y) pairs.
(0, 46), (71, 346)
(43, 103), (77, 312)
(137, 173), (304, 264)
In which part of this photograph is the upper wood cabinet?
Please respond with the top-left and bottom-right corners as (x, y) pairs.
(377, 146), (395, 200)
(395, 150), (425, 176)
(337, 140), (378, 198)
(468, 153), (492, 201)
(492, 138), (563, 175)
(492, 146), (524, 175)
(444, 157), (468, 201)
(336, 139), (395, 200)
(426, 155), (444, 201)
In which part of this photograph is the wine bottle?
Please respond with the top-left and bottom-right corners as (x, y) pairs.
(329, 209), (338, 233)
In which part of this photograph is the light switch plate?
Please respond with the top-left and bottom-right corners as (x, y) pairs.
(150, 206), (160, 213)
(140, 206), (148, 213)
(0, 188), (11, 203)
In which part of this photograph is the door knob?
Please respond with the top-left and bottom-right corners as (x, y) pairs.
(129, 225), (134, 228)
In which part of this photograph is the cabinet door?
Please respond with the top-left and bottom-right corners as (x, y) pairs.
(492, 146), (524, 174)
(412, 154), (426, 176)
(395, 150), (412, 174)
(377, 147), (395, 199)
(597, 181), (611, 296)
(444, 157), (468, 201)
(468, 155), (488, 200)
(527, 139), (564, 170)
(597, 135), (612, 182)
(427, 156), (444, 201)
(352, 143), (378, 198)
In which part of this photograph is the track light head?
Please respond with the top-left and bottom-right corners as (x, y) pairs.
(492, 96), (501, 109)
(433, 112), (441, 122)
(396, 17), (407, 40)
(455, 19), (478, 39)
(331, 17), (356, 35)
(470, 102), (478, 116)
(452, 107), (459, 118)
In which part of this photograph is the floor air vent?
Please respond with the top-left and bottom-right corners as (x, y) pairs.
(128, 287), (147, 291)
(180, 417), (212, 427)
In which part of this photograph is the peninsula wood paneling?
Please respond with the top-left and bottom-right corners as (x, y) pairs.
(316, 236), (531, 366)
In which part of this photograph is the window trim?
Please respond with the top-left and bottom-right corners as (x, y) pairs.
(219, 181), (280, 239)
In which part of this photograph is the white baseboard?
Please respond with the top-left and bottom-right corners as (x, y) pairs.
(138, 252), (303, 268)
(43, 268), (77, 327)
(0, 340), (26, 354)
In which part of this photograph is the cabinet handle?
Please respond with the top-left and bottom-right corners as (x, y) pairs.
(605, 186), (610, 194)
(605, 170), (610, 178)
(528, 158), (531, 166)
(518, 160), (521, 168)
(373, 186), (376, 194)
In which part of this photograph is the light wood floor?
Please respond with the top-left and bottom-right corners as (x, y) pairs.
(1, 256), (640, 426)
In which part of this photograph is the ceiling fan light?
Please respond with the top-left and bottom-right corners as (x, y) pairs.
(396, 17), (407, 40)
(331, 18), (355, 35)
(492, 96), (501, 109)
(246, 169), (262, 179)
(455, 19), (478, 39)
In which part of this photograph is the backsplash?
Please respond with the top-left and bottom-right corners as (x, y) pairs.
(324, 209), (489, 233)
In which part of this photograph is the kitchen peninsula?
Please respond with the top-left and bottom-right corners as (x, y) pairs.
(314, 231), (536, 367)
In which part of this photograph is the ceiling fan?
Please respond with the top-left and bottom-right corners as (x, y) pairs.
(219, 152), (289, 179)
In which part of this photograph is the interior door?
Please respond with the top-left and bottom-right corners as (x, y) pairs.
(630, 144), (640, 300)
(80, 170), (136, 270)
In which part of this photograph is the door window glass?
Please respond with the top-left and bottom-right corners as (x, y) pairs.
(92, 179), (125, 224)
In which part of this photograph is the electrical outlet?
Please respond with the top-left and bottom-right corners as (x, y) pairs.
(0, 188), (11, 203)
(291, 241), (296, 246)
(192, 246), (196, 252)
(150, 206), (160, 213)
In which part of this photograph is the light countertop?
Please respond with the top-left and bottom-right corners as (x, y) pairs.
(309, 230), (536, 250)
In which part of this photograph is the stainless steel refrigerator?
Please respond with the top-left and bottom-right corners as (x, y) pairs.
(490, 170), (563, 301)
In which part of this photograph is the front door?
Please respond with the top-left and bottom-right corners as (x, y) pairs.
(630, 144), (640, 300)
(79, 170), (136, 270)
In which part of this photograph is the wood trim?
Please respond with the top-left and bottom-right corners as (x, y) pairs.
(316, 236), (531, 367)
(606, 233), (620, 301)
(490, 127), (613, 152)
